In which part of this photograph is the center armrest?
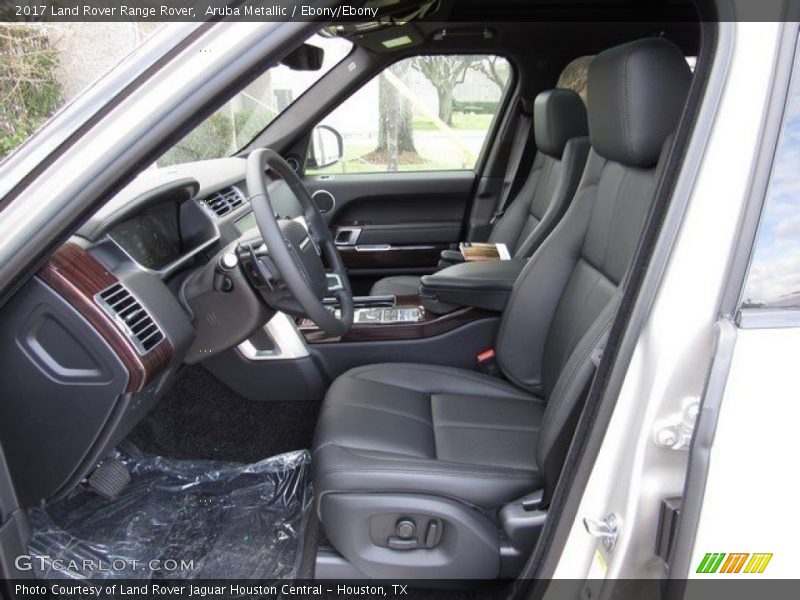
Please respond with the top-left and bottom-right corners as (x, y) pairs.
(420, 259), (526, 313)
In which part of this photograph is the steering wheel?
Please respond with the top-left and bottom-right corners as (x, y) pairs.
(245, 148), (354, 336)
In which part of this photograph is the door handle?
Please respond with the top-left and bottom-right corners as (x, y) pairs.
(334, 227), (361, 246)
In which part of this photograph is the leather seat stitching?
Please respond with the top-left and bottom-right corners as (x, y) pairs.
(321, 401), (432, 427)
(432, 422), (541, 433)
(318, 467), (536, 480)
(317, 444), (538, 476)
(350, 365), (538, 398)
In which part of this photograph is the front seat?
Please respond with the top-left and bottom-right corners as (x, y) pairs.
(313, 38), (691, 579)
(369, 88), (590, 297)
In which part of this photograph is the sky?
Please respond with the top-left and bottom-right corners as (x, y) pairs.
(743, 56), (800, 306)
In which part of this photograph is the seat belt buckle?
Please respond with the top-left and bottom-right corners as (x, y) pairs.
(477, 348), (501, 376)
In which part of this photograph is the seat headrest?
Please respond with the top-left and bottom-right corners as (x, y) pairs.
(533, 89), (588, 158)
(588, 38), (691, 167)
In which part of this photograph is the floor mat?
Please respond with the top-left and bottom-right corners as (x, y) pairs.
(28, 450), (311, 580)
(128, 365), (321, 463)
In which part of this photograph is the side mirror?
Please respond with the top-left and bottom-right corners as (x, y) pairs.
(308, 125), (343, 169)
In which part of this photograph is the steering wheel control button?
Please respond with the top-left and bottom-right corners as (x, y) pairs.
(395, 519), (416, 539)
(219, 252), (238, 270)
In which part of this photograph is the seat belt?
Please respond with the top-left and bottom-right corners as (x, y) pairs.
(536, 294), (619, 510)
(491, 98), (534, 225)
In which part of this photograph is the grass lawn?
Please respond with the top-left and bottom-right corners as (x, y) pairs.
(412, 112), (495, 131)
(308, 143), (468, 175)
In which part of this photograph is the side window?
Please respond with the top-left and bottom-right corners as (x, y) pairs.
(307, 54), (511, 175)
(741, 49), (800, 310)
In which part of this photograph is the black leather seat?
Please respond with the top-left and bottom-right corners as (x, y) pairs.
(370, 88), (590, 297)
(313, 38), (691, 579)
(314, 363), (544, 508)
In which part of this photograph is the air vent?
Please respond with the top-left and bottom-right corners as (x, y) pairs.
(201, 186), (246, 217)
(95, 283), (165, 355)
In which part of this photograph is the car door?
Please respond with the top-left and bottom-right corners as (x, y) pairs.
(684, 36), (800, 576)
(301, 54), (513, 294)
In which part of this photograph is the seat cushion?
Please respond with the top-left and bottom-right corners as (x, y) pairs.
(369, 275), (421, 297)
(312, 363), (545, 511)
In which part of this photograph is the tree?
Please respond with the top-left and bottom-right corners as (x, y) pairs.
(375, 61), (416, 155)
(412, 56), (474, 125)
(471, 56), (509, 94)
(366, 60), (419, 171)
(0, 24), (61, 159)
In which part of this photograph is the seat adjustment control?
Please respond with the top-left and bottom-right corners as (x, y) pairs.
(372, 515), (443, 550)
(388, 536), (418, 550)
(395, 519), (416, 539)
(424, 519), (440, 548)
(388, 518), (419, 549)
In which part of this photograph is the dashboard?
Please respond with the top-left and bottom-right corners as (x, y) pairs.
(91, 162), (302, 275)
(0, 158), (266, 506)
(0, 155), (318, 507)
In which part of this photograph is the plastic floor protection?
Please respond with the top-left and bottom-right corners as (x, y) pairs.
(27, 449), (312, 580)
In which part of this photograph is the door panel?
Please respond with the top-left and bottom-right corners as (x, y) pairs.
(300, 54), (513, 293)
(305, 171), (474, 292)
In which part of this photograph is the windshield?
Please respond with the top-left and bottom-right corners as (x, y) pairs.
(157, 33), (352, 166)
(0, 24), (351, 165)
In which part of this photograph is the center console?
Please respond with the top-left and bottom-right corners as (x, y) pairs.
(215, 259), (527, 402)
(293, 259), (527, 345)
(355, 305), (424, 324)
(298, 294), (481, 343)
(316, 295), (425, 325)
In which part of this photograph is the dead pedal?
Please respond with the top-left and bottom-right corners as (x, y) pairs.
(87, 458), (130, 500)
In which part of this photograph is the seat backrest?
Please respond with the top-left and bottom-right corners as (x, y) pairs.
(494, 38), (692, 493)
(489, 89), (589, 258)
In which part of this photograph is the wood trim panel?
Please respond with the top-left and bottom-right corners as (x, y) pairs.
(299, 295), (493, 343)
(38, 242), (173, 393)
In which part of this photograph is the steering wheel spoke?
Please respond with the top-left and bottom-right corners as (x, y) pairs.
(290, 215), (322, 256)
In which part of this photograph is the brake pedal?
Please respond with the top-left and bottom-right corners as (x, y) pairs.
(88, 458), (130, 500)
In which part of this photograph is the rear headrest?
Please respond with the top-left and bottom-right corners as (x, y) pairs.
(533, 89), (588, 158)
(588, 38), (691, 167)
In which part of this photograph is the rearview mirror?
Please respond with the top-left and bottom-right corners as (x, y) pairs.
(308, 125), (344, 169)
(280, 43), (324, 71)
